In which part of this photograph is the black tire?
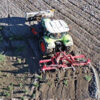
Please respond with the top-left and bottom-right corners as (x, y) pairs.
(66, 45), (73, 54)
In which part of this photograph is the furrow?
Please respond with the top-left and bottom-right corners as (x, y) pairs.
(58, 0), (100, 28)
(83, 0), (100, 10)
(68, 0), (100, 21)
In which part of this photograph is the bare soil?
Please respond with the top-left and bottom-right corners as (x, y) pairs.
(0, 0), (100, 100)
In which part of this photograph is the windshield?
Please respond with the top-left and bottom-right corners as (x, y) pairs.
(48, 32), (66, 39)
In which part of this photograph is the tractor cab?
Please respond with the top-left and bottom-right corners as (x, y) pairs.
(39, 18), (73, 54)
(26, 10), (73, 54)
(41, 18), (69, 39)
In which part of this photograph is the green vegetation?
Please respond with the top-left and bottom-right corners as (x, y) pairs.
(21, 96), (24, 100)
(0, 53), (5, 62)
(9, 35), (24, 41)
(84, 75), (92, 82)
(33, 83), (39, 87)
(63, 80), (68, 87)
(7, 83), (13, 91)
(24, 89), (28, 94)
(31, 93), (35, 98)
(19, 83), (23, 88)
(9, 35), (15, 41)
(36, 75), (42, 80)
(6, 74), (10, 77)
(0, 26), (3, 31)
(0, 34), (3, 42)
(4, 91), (10, 97)
(15, 46), (25, 52)
(17, 58), (22, 64)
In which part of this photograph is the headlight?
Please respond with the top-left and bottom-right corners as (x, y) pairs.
(47, 43), (55, 49)
(65, 39), (73, 46)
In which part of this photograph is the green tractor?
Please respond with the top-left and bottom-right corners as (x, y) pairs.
(26, 10), (73, 55)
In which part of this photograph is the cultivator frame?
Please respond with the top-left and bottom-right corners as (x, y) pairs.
(39, 52), (91, 72)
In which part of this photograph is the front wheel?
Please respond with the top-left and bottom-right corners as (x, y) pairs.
(66, 45), (73, 54)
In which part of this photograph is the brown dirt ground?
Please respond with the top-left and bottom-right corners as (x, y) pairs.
(0, 0), (100, 100)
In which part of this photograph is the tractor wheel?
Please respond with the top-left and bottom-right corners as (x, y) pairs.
(66, 45), (73, 54)
(39, 39), (46, 55)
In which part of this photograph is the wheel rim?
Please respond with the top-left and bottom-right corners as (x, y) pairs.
(40, 42), (45, 53)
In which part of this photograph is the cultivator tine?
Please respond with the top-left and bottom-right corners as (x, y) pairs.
(89, 63), (92, 68)
(62, 68), (66, 72)
(39, 51), (90, 72)
(72, 66), (76, 71)
(42, 70), (45, 74)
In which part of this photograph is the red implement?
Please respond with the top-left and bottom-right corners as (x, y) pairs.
(39, 52), (91, 71)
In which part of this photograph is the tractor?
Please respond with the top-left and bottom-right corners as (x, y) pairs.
(26, 10), (91, 72)
(26, 9), (73, 55)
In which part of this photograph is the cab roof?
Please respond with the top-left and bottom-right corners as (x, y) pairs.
(44, 19), (69, 33)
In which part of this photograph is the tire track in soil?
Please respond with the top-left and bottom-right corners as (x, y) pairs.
(58, 0), (100, 27)
(13, 0), (39, 13)
(68, 0), (100, 21)
(82, 0), (100, 10)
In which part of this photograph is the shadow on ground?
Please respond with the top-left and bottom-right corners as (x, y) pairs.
(0, 17), (41, 74)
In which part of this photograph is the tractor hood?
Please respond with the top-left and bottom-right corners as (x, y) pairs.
(44, 19), (69, 33)
(44, 34), (73, 49)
